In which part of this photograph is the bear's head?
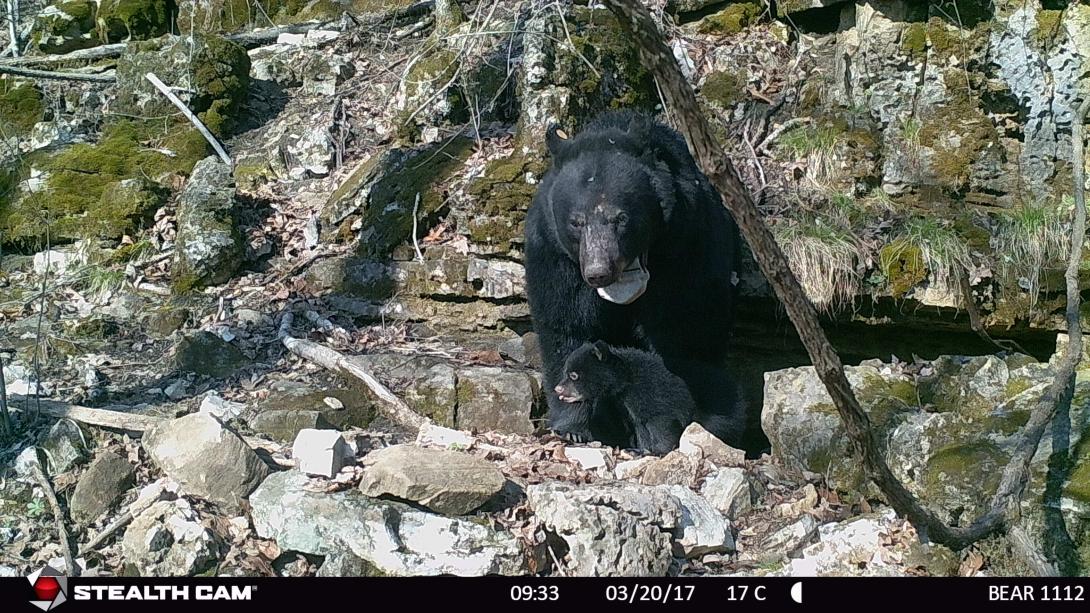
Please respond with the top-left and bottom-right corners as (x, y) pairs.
(544, 121), (674, 290)
(554, 340), (626, 402)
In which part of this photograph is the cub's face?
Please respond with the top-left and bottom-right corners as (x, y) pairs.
(547, 152), (661, 288)
(554, 341), (623, 402)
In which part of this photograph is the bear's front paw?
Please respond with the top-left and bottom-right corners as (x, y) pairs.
(555, 429), (594, 444)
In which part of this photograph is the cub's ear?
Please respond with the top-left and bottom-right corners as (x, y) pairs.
(591, 340), (611, 361)
(546, 124), (572, 162)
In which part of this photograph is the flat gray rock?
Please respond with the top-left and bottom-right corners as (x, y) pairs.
(358, 444), (505, 515)
(250, 471), (525, 576)
(69, 450), (134, 525)
(142, 413), (269, 511)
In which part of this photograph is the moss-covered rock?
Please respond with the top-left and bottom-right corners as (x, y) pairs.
(171, 157), (242, 291)
(31, 1), (98, 53)
(173, 330), (246, 378)
(96, 0), (172, 43)
(321, 137), (474, 257)
(0, 122), (193, 244)
(178, 0), (277, 33)
(115, 34), (251, 137)
(696, 2), (761, 35)
(552, 7), (656, 123)
(0, 80), (45, 137)
(701, 69), (745, 109)
(879, 240), (927, 298)
(917, 97), (1001, 195)
(462, 153), (546, 253)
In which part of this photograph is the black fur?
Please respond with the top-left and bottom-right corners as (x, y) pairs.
(525, 110), (745, 449)
(555, 341), (693, 455)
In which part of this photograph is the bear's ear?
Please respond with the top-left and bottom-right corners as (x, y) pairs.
(591, 340), (611, 361)
(546, 124), (572, 162)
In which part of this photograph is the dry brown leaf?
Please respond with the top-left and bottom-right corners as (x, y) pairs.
(959, 550), (985, 576)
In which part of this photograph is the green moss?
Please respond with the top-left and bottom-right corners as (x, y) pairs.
(1003, 377), (1033, 399)
(0, 81), (45, 136)
(879, 240), (927, 298)
(397, 48), (461, 139)
(556, 8), (655, 120)
(1066, 442), (1090, 503)
(0, 120), (207, 244)
(924, 441), (1006, 500)
(96, 0), (171, 43)
(190, 35), (251, 137)
(178, 0), (283, 34)
(328, 137), (475, 257)
(697, 2), (760, 35)
(31, 1), (98, 52)
(901, 22), (928, 58)
(917, 94), (999, 194)
(987, 407), (1031, 436)
(463, 154), (546, 251)
(1033, 9), (1063, 50)
(701, 70), (744, 109)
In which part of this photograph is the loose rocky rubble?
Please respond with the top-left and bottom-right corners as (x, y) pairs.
(2, 0), (1089, 580)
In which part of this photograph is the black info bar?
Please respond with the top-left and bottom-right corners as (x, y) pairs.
(4, 577), (1089, 610)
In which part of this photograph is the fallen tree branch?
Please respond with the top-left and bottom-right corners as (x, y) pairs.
(279, 313), (429, 432)
(0, 42), (127, 67)
(12, 397), (291, 467)
(0, 64), (115, 82)
(79, 511), (133, 556)
(604, 0), (1089, 550)
(145, 72), (231, 165)
(19, 448), (79, 576)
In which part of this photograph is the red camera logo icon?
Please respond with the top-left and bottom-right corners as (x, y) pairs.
(27, 565), (67, 610)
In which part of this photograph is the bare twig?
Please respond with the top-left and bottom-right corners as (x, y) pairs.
(279, 313), (428, 432)
(79, 512), (133, 556)
(145, 72), (231, 165)
(21, 448), (79, 576)
(412, 192), (425, 263)
(0, 349), (11, 436)
(603, 0), (1089, 550)
(0, 65), (115, 82)
(11, 397), (291, 467)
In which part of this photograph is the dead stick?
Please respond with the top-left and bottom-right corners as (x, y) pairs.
(145, 72), (231, 165)
(278, 314), (428, 432)
(0, 65), (115, 82)
(23, 449), (80, 576)
(79, 512), (133, 556)
(12, 398), (291, 467)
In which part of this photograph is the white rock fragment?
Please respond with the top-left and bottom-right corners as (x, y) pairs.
(678, 422), (745, 467)
(664, 485), (735, 558)
(415, 423), (475, 449)
(700, 467), (752, 517)
(199, 393), (246, 420)
(292, 429), (349, 478)
(565, 446), (611, 471)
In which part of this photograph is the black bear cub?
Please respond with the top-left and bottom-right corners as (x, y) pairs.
(554, 341), (694, 455)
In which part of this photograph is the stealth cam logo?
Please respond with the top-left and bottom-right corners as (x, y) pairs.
(27, 566), (67, 610)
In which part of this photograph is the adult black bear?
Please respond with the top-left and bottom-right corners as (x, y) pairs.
(524, 110), (742, 448)
(554, 341), (695, 455)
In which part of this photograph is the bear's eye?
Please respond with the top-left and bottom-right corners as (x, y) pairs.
(569, 215), (586, 228)
(568, 371), (579, 381)
(611, 212), (628, 225)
